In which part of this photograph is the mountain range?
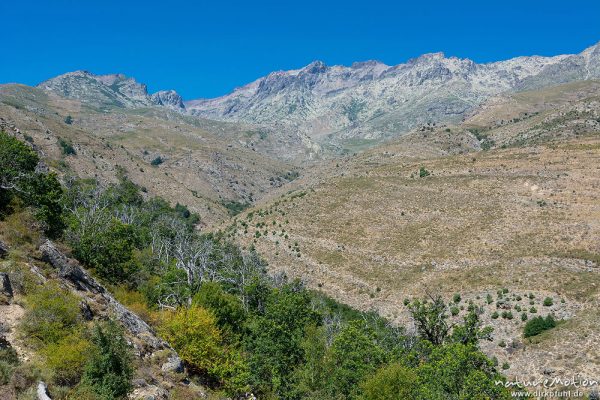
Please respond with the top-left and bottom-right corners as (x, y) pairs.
(39, 41), (600, 152)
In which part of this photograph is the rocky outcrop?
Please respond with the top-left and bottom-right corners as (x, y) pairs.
(39, 240), (168, 351)
(0, 240), (9, 258)
(37, 71), (185, 112)
(37, 382), (52, 400)
(151, 90), (185, 110)
(0, 273), (13, 303)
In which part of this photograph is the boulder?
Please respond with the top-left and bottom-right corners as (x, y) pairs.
(37, 381), (52, 400)
(0, 240), (8, 258)
(0, 272), (13, 304)
(161, 355), (184, 373)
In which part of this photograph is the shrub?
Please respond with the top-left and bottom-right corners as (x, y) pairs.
(543, 297), (554, 307)
(502, 362), (510, 370)
(450, 306), (460, 316)
(82, 320), (133, 399)
(159, 306), (224, 375)
(521, 312), (528, 321)
(419, 167), (431, 178)
(491, 311), (499, 319)
(20, 283), (81, 345)
(524, 315), (556, 338)
(452, 293), (461, 303)
(72, 218), (141, 284)
(42, 330), (92, 385)
(530, 307), (537, 313)
(150, 156), (163, 166)
(58, 137), (76, 155)
(64, 115), (73, 124)
(193, 282), (246, 336)
(361, 363), (418, 400)
(486, 294), (493, 304)
(0, 346), (19, 385)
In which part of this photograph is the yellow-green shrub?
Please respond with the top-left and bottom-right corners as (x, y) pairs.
(112, 286), (156, 325)
(42, 330), (92, 385)
(158, 305), (250, 394)
(158, 306), (223, 374)
(20, 282), (81, 345)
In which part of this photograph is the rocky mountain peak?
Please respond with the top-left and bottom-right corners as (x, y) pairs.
(151, 90), (186, 110)
(302, 60), (328, 74)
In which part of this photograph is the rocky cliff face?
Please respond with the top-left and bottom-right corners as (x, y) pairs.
(185, 42), (600, 143)
(37, 71), (185, 111)
(151, 90), (186, 110)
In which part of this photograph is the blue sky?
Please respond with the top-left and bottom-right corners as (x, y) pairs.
(1, 0), (599, 99)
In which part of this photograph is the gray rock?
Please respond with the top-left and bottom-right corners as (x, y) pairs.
(0, 273), (13, 303)
(185, 41), (600, 145)
(161, 355), (184, 373)
(80, 301), (94, 321)
(37, 381), (52, 400)
(39, 240), (169, 351)
(151, 90), (185, 110)
(0, 240), (8, 258)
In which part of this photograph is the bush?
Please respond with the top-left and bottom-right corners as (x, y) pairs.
(452, 293), (461, 303)
(524, 315), (556, 338)
(419, 167), (430, 178)
(543, 297), (554, 307)
(20, 283), (81, 345)
(491, 311), (499, 319)
(361, 363), (418, 400)
(159, 306), (224, 376)
(82, 321), (133, 399)
(58, 137), (76, 155)
(450, 306), (460, 316)
(192, 282), (246, 336)
(42, 330), (92, 386)
(0, 346), (19, 385)
(150, 156), (163, 166)
(73, 218), (141, 284)
(64, 115), (73, 125)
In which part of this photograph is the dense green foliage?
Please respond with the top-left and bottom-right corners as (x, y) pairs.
(0, 131), (64, 236)
(82, 321), (134, 399)
(523, 315), (557, 338)
(20, 282), (81, 345)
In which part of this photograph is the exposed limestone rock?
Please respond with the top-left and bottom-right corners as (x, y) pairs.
(39, 240), (168, 351)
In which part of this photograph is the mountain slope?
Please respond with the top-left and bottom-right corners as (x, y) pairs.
(186, 42), (600, 149)
(225, 80), (600, 382)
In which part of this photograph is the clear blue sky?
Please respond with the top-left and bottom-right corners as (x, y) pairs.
(1, 0), (599, 99)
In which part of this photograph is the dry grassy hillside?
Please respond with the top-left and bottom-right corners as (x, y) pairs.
(0, 84), (302, 226)
(226, 81), (600, 381)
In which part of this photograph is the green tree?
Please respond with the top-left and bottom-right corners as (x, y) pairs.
(416, 343), (510, 400)
(408, 295), (450, 345)
(73, 218), (141, 284)
(325, 320), (385, 398)
(244, 281), (320, 397)
(192, 282), (246, 337)
(82, 321), (133, 400)
(361, 363), (418, 400)
(451, 310), (493, 346)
